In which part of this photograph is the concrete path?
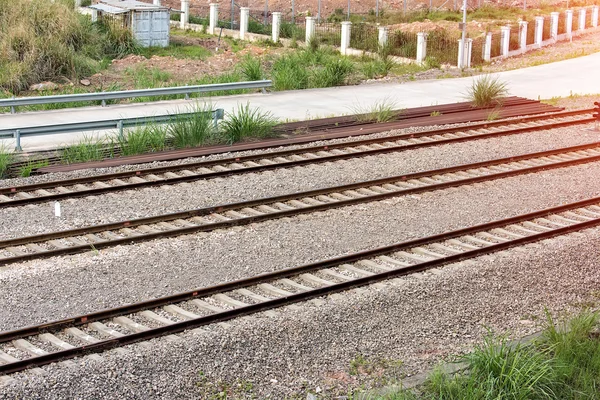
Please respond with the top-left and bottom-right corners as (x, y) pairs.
(2, 51), (599, 152)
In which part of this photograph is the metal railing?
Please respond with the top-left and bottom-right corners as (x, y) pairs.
(0, 109), (225, 151)
(0, 80), (272, 114)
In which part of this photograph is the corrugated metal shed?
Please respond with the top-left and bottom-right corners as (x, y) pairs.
(90, 0), (171, 47)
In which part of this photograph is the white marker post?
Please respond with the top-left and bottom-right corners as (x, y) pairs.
(54, 201), (61, 218)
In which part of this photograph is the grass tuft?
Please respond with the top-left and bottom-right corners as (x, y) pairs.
(351, 97), (399, 123)
(221, 103), (277, 144)
(0, 145), (14, 178)
(18, 159), (49, 177)
(61, 135), (105, 164)
(168, 104), (216, 148)
(465, 74), (509, 108)
(113, 125), (167, 156)
(239, 54), (263, 81)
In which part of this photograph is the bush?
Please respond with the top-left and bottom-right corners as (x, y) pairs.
(221, 102), (277, 144)
(465, 74), (509, 107)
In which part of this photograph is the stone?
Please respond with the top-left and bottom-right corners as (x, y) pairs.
(29, 81), (59, 91)
(80, 79), (91, 86)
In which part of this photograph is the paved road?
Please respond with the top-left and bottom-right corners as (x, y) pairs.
(2, 51), (599, 152)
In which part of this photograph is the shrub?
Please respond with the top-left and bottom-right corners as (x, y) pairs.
(168, 104), (216, 148)
(221, 102), (277, 144)
(465, 74), (509, 107)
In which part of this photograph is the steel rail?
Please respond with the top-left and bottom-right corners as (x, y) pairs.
(34, 102), (568, 173)
(1, 110), (593, 208)
(2, 140), (600, 265)
(2, 194), (600, 374)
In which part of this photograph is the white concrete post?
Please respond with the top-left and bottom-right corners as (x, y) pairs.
(518, 21), (528, 53)
(566, 10), (573, 39)
(180, 0), (189, 29)
(416, 32), (427, 64)
(340, 21), (351, 54)
(153, 0), (161, 5)
(305, 16), (316, 44)
(483, 31), (492, 62)
(465, 38), (473, 68)
(578, 8), (586, 32)
(593, 6), (599, 28)
(457, 39), (468, 68)
(500, 25), (510, 57)
(209, 3), (219, 35)
(378, 26), (389, 48)
(272, 12), (281, 43)
(74, 0), (81, 7)
(550, 12), (559, 41)
(240, 7), (249, 40)
(534, 16), (544, 47)
(91, 9), (98, 22)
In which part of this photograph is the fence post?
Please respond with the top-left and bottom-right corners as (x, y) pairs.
(14, 130), (22, 152)
(578, 8), (586, 32)
(550, 12), (559, 41)
(340, 21), (351, 55)
(180, 0), (189, 29)
(593, 6), (599, 27)
(305, 17), (316, 44)
(153, 0), (161, 5)
(91, 9), (98, 22)
(378, 26), (389, 48)
(483, 31), (492, 62)
(465, 38), (473, 68)
(519, 20), (528, 53)
(566, 10), (573, 39)
(457, 39), (466, 68)
(272, 12), (281, 43)
(500, 25), (510, 57)
(534, 16), (544, 47)
(416, 32), (427, 64)
(74, 0), (81, 7)
(209, 3), (219, 35)
(240, 7), (249, 40)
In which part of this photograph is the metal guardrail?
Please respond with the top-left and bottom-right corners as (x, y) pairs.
(0, 80), (272, 114)
(0, 109), (225, 151)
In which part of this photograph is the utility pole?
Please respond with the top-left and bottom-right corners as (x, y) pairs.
(347, 0), (350, 20)
(460, 0), (467, 67)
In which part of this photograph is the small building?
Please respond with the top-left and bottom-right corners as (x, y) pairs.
(89, 0), (172, 47)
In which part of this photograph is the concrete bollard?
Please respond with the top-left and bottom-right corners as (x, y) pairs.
(500, 25), (510, 57)
(566, 10), (573, 39)
(340, 21), (351, 54)
(550, 12), (559, 41)
(483, 31), (492, 62)
(209, 3), (218, 35)
(518, 21), (528, 53)
(416, 32), (427, 64)
(465, 38), (472, 68)
(305, 17), (316, 44)
(578, 8), (586, 32)
(272, 12), (281, 43)
(180, 0), (189, 29)
(593, 6), (599, 28)
(534, 16), (544, 47)
(378, 26), (389, 48)
(153, 0), (161, 5)
(240, 7), (249, 40)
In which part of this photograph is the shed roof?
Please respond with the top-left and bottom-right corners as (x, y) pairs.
(91, 0), (169, 13)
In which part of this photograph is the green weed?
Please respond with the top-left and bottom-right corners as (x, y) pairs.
(168, 104), (216, 148)
(221, 102), (277, 144)
(18, 159), (49, 177)
(465, 74), (509, 107)
(0, 145), (14, 178)
(113, 125), (167, 156)
(352, 97), (398, 123)
(61, 135), (106, 164)
(239, 54), (263, 81)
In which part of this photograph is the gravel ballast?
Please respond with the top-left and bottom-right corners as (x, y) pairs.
(2, 161), (600, 333)
(1, 125), (599, 239)
(1, 225), (599, 399)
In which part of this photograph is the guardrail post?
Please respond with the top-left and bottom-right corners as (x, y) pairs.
(534, 16), (544, 48)
(483, 31), (492, 62)
(519, 20), (528, 53)
(378, 26), (389, 48)
(566, 10), (573, 40)
(416, 32), (427, 64)
(550, 12), (559, 41)
(213, 108), (225, 128)
(500, 25), (510, 57)
(180, 0), (189, 30)
(340, 21), (351, 55)
(209, 3), (219, 35)
(240, 7), (249, 40)
(593, 6), (599, 27)
(14, 130), (22, 152)
(118, 120), (124, 140)
(578, 8), (586, 32)
(272, 12), (281, 43)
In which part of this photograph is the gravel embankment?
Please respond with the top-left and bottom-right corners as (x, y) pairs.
(2, 225), (599, 399)
(1, 124), (599, 239)
(2, 161), (600, 333)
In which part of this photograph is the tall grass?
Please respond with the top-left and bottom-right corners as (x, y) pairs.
(221, 103), (277, 144)
(113, 125), (167, 156)
(465, 74), (509, 107)
(0, 0), (137, 94)
(239, 55), (263, 81)
(0, 145), (14, 178)
(168, 104), (217, 148)
(61, 135), (106, 164)
(351, 97), (398, 123)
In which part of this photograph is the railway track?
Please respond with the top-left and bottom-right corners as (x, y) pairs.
(1, 109), (593, 208)
(3, 139), (600, 266)
(2, 194), (600, 376)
